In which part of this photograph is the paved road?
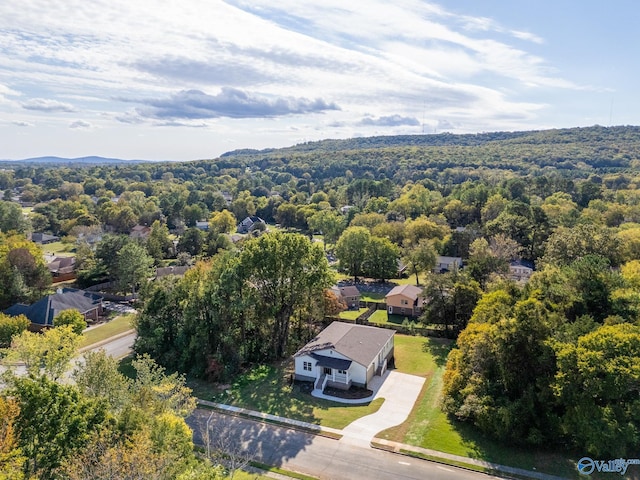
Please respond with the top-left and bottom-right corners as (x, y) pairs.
(0, 331), (136, 382)
(189, 409), (499, 480)
(94, 331), (136, 359)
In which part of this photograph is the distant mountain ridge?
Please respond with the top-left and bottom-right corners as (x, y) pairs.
(0, 155), (156, 165)
(220, 125), (640, 158)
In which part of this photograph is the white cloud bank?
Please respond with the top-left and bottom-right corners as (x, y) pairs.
(0, 0), (605, 159)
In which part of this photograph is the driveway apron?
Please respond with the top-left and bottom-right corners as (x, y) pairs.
(340, 370), (425, 447)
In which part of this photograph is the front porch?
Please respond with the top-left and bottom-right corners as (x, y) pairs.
(310, 369), (391, 404)
(310, 353), (353, 391)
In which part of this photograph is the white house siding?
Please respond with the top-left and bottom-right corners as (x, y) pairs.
(295, 349), (369, 387)
(294, 354), (317, 382)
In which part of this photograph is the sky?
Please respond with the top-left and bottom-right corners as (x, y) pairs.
(1, 1), (638, 161)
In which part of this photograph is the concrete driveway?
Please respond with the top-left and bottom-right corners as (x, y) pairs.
(340, 370), (425, 446)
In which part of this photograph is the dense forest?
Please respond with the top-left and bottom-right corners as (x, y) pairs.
(2, 125), (640, 475)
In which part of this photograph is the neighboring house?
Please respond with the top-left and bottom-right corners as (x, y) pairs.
(434, 255), (463, 273)
(195, 221), (209, 231)
(237, 216), (266, 234)
(330, 285), (361, 309)
(130, 224), (151, 240)
(46, 256), (76, 277)
(221, 192), (233, 205)
(385, 284), (424, 318)
(509, 259), (535, 283)
(4, 287), (103, 331)
(397, 259), (408, 277)
(30, 232), (60, 244)
(155, 265), (190, 278)
(294, 321), (395, 391)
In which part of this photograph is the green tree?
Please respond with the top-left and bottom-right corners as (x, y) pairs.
(239, 232), (333, 358)
(363, 236), (399, 282)
(553, 323), (640, 456)
(335, 226), (371, 281)
(308, 209), (346, 250)
(177, 227), (205, 256)
(10, 375), (107, 479)
(443, 296), (557, 445)
(403, 239), (437, 286)
(73, 349), (132, 412)
(5, 326), (80, 380)
(0, 234), (51, 310)
(541, 224), (621, 267)
(0, 201), (29, 233)
(146, 219), (173, 262)
(95, 234), (131, 281)
(53, 309), (86, 335)
(209, 209), (236, 235)
(420, 272), (481, 337)
(0, 313), (29, 348)
(116, 242), (154, 295)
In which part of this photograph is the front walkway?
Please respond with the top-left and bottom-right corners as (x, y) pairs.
(339, 371), (425, 446)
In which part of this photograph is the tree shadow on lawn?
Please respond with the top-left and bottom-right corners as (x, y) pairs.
(208, 361), (321, 426)
(448, 416), (580, 478)
(422, 337), (452, 367)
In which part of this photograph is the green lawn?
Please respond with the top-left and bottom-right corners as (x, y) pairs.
(40, 240), (75, 256)
(359, 292), (385, 302)
(368, 310), (419, 328)
(379, 335), (581, 478)
(338, 308), (368, 320)
(79, 314), (135, 348)
(192, 362), (384, 430)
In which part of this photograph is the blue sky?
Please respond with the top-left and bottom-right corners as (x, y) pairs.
(1, 1), (638, 161)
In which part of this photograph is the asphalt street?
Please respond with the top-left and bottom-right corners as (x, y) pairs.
(189, 409), (499, 480)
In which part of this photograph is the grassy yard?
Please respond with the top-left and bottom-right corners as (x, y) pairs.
(378, 335), (581, 478)
(79, 314), (135, 348)
(367, 310), (418, 328)
(40, 240), (75, 256)
(359, 292), (385, 302)
(338, 308), (367, 320)
(190, 362), (384, 430)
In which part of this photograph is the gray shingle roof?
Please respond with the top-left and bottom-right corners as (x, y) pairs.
(4, 288), (102, 327)
(295, 321), (394, 368)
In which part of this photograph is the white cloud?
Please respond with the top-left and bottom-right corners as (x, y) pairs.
(0, 0), (600, 159)
(69, 120), (92, 129)
(22, 98), (75, 112)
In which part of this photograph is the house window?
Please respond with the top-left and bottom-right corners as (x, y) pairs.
(337, 369), (347, 375)
(303, 361), (312, 372)
(401, 299), (408, 305)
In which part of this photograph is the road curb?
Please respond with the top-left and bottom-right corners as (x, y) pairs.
(78, 329), (136, 353)
(197, 399), (343, 439)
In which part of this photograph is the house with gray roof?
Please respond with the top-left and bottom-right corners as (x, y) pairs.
(294, 321), (394, 391)
(237, 215), (266, 234)
(4, 288), (103, 331)
(330, 285), (361, 309)
(30, 232), (60, 244)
